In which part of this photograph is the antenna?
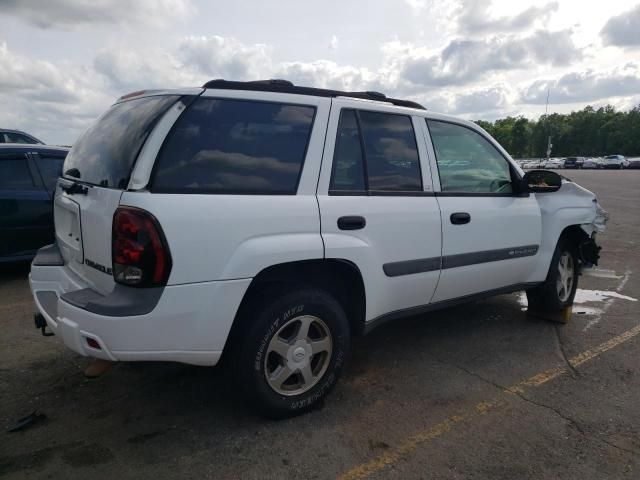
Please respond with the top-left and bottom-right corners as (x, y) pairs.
(545, 86), (552, 161)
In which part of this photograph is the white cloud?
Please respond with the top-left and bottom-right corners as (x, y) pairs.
(458, 0), (559, 36)
(1, 0), (639, 143)
(404, 0), (429, 10)
(329, 35), (339, 51)
(0, 0), (194, 29)
(601, 4), (640, 48)
(521, 63), (640, 104)
(94, 47), (198, 90)
(276, 60), (376, 91)
(0, 42), (113, 143)
(177, 36), (272, 80)
(392, 29), (582, 88)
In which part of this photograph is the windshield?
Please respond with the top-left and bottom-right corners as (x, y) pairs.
(63, 95), (179, 188)
(605, 155), (618, 159)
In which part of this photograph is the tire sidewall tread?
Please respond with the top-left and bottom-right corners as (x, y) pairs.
(235, 287), (350, 419)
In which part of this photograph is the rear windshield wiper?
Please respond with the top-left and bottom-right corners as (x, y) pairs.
(61, 182), (88, 195)
(60, 169), (88, 195)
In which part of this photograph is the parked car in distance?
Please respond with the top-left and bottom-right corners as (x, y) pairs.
(603, 154), (629, 169)
(530, 159), (545, 168)
(543, 158), (563, 169)
(581, 157), (602, 169)
(563, 157), (584, 169)
(627, 157), (640, 169)
(516, 158), (541, 169)
(0, 129), (44, 145)
(30, 80), (606, 418)
(0, 144), (68, 262)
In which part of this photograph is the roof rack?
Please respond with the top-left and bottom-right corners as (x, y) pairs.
(201, 79), (426, 110)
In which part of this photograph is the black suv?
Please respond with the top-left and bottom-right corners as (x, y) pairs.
(0, 144), (68, 262)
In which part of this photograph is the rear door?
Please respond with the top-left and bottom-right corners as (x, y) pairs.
(424, 119), (542, 302)
(55, 94), (182, 294)
(317, 100), (442, 322)
(0, 151), (51, 258)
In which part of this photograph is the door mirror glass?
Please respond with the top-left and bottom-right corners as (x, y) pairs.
(522, 169), (562, 193)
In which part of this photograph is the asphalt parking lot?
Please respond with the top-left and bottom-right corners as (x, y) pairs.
(1, 170), (639, 479)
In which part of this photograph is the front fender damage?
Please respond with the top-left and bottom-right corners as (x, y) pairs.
(579, 199), (608, 266)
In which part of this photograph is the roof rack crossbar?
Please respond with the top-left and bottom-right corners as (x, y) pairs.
(201, 79), (426, 110)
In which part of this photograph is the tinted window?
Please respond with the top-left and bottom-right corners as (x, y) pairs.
(63, 95), (179, 188)
(153, 98), (315, 194)
(0, 156), (34, 189)
(35, 155), (66, 191)
(427, 120), (513, 194)
(329, 110), (365, 192)
(359, 111), (422, 191)
(5, 133), (34, 144)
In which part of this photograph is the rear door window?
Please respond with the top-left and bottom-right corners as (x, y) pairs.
(329, 110), (366, 192)
(152, 98), (316, 194)
(35, 154), (66, 191)
(0, 154), (35, 189)
(359, 111), (422, 191)
(63, 95), (179, 189)
(329, 109), (422, 193)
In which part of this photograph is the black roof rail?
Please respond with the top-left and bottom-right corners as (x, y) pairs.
(201, 79), (426, 110)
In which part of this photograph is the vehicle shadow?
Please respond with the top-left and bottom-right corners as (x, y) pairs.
(2, 291), (560, 477)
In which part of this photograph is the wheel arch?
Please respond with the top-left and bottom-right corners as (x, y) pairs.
(222, 258), (367, 359)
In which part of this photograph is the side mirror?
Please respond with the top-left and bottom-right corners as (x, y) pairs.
(522, 169), (562, 193)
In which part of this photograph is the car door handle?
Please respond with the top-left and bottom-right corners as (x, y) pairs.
(450, 212), (471, 225)
(337, 216), (366, 230)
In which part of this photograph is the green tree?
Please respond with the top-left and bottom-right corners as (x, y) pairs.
(474, 103), (640, 158)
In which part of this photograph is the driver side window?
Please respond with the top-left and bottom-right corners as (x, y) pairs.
(427, 120), (513, 194)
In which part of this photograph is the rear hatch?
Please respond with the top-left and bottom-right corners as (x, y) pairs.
(56, 94), (180, 295)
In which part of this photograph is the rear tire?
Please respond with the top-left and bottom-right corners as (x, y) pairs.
(233, 287), (350, 419)
(526, 237), (579, 313)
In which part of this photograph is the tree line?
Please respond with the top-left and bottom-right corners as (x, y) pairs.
(475, 104), (640, 158)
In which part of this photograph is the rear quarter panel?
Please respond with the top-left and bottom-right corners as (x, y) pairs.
(119, 92), (331, 284)
(118, 193), (324, 284)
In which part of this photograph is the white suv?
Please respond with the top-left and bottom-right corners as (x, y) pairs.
(30, 80), (607, 418)
(603, 154), (629, 169)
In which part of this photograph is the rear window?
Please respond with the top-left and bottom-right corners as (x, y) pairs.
(151, 98), (315, 194)
(63, 95), (179, 188)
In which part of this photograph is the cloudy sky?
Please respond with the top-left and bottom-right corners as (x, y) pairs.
(1, 0), (640, 144)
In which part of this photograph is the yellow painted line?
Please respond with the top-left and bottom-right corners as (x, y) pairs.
(570, 323), (640, 368)
(338, 324), (640, 480)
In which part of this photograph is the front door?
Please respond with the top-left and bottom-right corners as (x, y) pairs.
(317, 100), (442, 323)
(424, 119), (542, 303)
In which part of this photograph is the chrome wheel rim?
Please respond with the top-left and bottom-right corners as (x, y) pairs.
(556, 252), (575, 302)
(264, 315), (333, 396)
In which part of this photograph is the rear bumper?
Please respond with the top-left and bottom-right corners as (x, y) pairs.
(30, 244), (251, 366)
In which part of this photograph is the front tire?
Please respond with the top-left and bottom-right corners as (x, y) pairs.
(526, 237), (579, 313)
(233, 287), (350, 419)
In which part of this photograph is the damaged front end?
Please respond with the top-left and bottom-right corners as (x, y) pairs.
(579, 200), (609, 267)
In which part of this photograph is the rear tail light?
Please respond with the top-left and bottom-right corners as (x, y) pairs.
(112, 207), (172, 287)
